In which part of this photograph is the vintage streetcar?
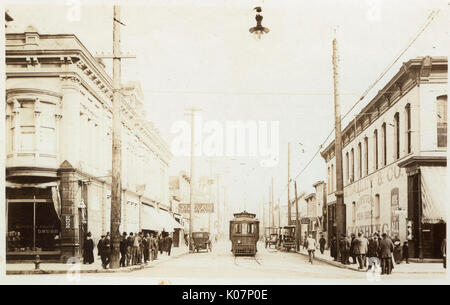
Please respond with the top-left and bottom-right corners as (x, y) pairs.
(229, 211), (260, 256)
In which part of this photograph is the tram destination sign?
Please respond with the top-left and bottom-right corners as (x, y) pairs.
(178, 203), (214, 214)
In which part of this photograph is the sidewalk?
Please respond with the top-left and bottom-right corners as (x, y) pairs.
(6, 246), (189, 275)
(297, 248), (446, 274)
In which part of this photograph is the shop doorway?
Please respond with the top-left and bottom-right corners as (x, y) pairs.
(422, 222), (446, 258)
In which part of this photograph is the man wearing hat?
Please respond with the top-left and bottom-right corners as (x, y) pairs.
(120, 232), (128, 267)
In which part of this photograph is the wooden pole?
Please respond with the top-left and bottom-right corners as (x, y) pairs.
(294, 181), (299, 251)
(333, 30), (346, 262)
(287, 142), (291, 225)
(271, 177), (274, 228)
(110, 5), (122, 269)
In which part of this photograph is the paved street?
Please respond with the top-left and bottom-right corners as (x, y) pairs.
(5, 242), (446, 284)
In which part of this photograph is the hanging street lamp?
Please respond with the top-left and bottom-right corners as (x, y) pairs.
(249, 7), (270, 40)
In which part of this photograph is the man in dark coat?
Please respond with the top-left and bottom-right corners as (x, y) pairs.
(97, 235), (105, 265)
(83, 232), (94, 264)
(350, 233), (357, 264)
(102, 235), (112, 269)
(120, 232), (128, 267)
(379, 233), (394, 275)
(165, 235), (173, 256)
(143, 233), (150, 263)
(339, 234), (350, 265)
(367, 235), (379, 259)
(319, 235), (326, 255)
(330, 236), (337, 261)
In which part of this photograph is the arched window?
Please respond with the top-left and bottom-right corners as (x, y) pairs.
(374, 194), (380, 219)
(351, 148), (355, 182)
(327, 166), (331, 193)
(382, 123), (387, 166)
(373, 129), (379, 170)
(394, 112), (400, 159)
(364, 136), (369, 176)
(358, 142), (362, 179)
(331, 164), (335, 192)
(437, 95), (447, 148)
(345, 152), (349, 184)
(405, 104), (411, 153)
(352, 201), (356, 223)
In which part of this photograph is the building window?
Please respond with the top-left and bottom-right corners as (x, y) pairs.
(405, 104), (412, 153)
(345, 152), (349, 184)
(358, 142), (362, 179)
(331, 164), (335, 192)
(352, 201), (356, 223)
(327, 166), (331, 193)
(382, 123), (387, 166)
(374, 129), (379, 170)
(374, 194), (380, 219)
(350, 148), (355, 182)
(20, 101), (35, 151)
(364, 137), (369, 176)
(437, 95), (447, 148)
(394, 112), (400, 159)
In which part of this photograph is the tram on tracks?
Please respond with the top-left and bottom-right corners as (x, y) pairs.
(229, 211), (260, 256)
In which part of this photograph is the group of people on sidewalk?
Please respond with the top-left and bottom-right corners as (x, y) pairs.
(82, 231), (173, 269)
(329, 232), (407, 275)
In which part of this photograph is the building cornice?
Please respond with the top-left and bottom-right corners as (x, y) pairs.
(321, 56), (448, 161)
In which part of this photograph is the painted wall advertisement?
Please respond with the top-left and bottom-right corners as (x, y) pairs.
(346, 164), (406, 238)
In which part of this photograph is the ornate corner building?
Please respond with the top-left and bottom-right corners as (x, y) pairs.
(5, 27), (175, 262)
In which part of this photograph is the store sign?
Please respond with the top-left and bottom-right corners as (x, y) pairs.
(178, 203), (214, 214)
(64, 215), (73, 229)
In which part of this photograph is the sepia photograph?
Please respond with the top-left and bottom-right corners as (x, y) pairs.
(0, 0), (448, 291)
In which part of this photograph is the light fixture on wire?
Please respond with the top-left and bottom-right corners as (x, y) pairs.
(249, 7), (269, 40)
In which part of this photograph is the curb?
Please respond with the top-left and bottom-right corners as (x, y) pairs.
(296, 251), (446, 275)
(296, 251), (366, 272)
(6, 250), (189, 275)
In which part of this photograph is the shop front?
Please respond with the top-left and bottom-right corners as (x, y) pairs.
(6, 183), (62, 261)
(399, 157), (447, 259)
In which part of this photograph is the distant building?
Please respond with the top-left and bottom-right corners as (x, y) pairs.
(169, 172), (190, 246)
(321, 56), (447, 259)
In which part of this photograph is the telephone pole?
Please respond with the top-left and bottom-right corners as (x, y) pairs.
(271, 177), (274, 227)
(294, 180), (300, 250)
(332, 29), (346, 262)
(185, 107), (201, 251)
(287, 142), (291, 225)
(216, 174), (220, 240)
(97, 5), (136, 269)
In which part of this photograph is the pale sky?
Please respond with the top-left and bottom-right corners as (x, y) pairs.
(5, 0), (449, 215)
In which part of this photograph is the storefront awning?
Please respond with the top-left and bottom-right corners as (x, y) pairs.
(421, 166), (447, 224)
(159, 209), (184, 233)
(141, 204), (164, 231)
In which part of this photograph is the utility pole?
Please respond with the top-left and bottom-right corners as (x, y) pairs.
(185, 107), (201, 252)
(332, 29), (346, 262)
(97, 5), (135, 269)
(294, 180), (300, 250)
(271, 177), (274, 228)
(216, 174), (220, 240)
(278, 198), (281, 227)
(287, 142), (291, 225)
(208, 158), (213, 234)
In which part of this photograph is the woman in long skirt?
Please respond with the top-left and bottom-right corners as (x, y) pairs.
(83, 232), (95, 264)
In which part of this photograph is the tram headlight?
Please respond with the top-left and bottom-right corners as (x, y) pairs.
(237, 240), (241, 244)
